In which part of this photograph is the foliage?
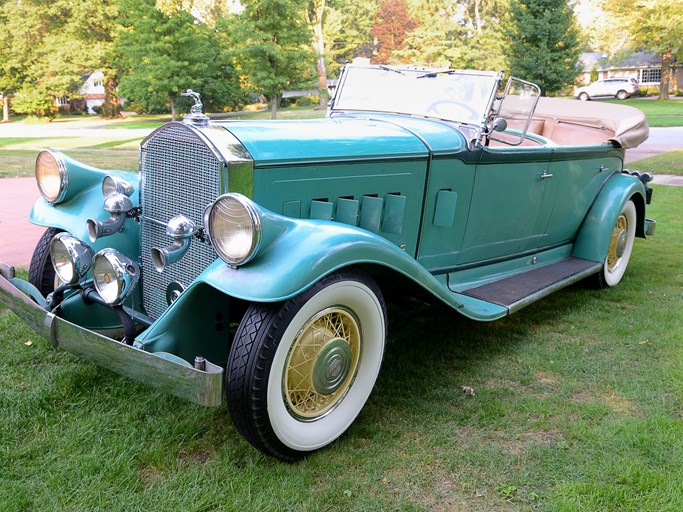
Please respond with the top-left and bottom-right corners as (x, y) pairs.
(370, 0), (418, 64)
(116, 0), (243, 119)
(228, 0), (315, 118)
(504, 0), (582, 95)
(323, 0), (378, 73)
(10, 87), (55, 118)
(602, 0), (683, 100)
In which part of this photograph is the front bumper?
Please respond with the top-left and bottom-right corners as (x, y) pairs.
(0, 264), (225, 407)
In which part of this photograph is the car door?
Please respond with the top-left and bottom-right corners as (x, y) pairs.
(534, 146), (624, 247)
(456, 146), (554, 264)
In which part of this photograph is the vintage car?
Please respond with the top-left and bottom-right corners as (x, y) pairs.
(0, 64), (655, 461)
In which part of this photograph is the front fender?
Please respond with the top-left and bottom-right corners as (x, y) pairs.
(30, 165), (140, 256)
(572, 172), (646, 264)
(194, 216), (507, 321)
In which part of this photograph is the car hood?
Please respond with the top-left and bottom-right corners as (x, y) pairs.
(217, 115), (467, 166)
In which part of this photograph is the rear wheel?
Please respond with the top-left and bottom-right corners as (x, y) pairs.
(578, 92), (589, 101)
(226, 269), (386, 461)
(616, 90), (628, 100)
(595, 201), (636, 288)
(28, 227), (63, 296)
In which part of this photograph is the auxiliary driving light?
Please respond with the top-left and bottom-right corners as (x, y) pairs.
(49, 233), (95, 285)
(92, 249), (140, 305)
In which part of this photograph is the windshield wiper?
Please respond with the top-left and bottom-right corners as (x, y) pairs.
(379, 65), (406, 75)
(417, 69), (457, 79)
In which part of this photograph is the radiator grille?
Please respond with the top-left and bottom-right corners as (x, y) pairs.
(140, 124), (222, 319)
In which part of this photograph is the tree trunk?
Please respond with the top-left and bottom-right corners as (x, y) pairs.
(103, 74), (122, 118)
(659, 51), (672, 100)
(270, 96), (278, 119)
(311, 0), (327, 108)
(2, 95), (9, 122)
(171, 98), (177, 121)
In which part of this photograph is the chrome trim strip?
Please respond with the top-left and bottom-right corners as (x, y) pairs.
(0, 272), (225, 407)
(507, 262), (602, 314)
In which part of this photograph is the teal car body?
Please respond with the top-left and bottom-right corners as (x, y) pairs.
(0, 65), (655, 460)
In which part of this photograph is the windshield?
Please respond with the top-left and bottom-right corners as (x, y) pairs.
(332, 66), (501, 126)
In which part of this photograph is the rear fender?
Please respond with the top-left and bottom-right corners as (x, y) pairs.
(572, 173), (646, 264)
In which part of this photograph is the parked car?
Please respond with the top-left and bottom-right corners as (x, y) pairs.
(575, 77), (640, 101)
(0, 65), (655, 461)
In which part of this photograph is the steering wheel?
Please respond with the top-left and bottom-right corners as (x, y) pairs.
(425, 100), (479, 120)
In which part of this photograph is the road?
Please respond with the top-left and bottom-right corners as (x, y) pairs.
(0, 125), (681, 268)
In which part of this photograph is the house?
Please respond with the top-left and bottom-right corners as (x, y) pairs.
(578, 52), (682, 93)
(53, 71), (125, 114)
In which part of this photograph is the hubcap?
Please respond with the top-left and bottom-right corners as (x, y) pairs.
(607, 213), (628, 272)
(284, 307), (361, 421)
(312, 338), (353, 395)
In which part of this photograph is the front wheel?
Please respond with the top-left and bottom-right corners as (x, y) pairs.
(28, 227), (63, 296)
(578, 92), (589, 101)
(595, 200), (636, 288)
(227, 269), (386, 461)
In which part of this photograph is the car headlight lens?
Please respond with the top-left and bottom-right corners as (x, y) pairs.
(49, 233), (94, 285)
(92, 249), (140, 305)
(35, 150), (68, 204)
(205, 194), (261, 266)
(102, 175), (133, 197)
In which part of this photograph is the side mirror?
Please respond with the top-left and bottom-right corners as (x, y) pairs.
(491, 118), (507, 133)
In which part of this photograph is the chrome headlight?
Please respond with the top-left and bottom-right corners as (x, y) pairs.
(35, 150), (68, 204)
(49, 233), (95, 285)
(102, 175), (134, 197)
(92, 249), (140, 305)
(205, 193), (261, 266)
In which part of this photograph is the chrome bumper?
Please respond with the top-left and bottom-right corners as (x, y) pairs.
(0, 264), (225, 407)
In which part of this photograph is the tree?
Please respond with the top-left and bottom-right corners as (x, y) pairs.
(230, 0), (315, 119)
(306, 0), (328, 107)
(323, 0), (378, 73)
(394, 0), (508, 70)
(116, 0), (242, 119)
(602, 0), (683, 100)
(503, 0), (581, 95)
(370, 0), (417, 64)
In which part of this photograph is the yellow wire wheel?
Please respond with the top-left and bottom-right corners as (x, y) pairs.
(606, 213), (628, 272)
(284, 307), (361, 420)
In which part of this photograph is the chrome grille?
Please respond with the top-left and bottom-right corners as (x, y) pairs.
(140, 124), (222, 318)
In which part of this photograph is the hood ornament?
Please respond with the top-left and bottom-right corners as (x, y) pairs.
(181, 89), (210, 126)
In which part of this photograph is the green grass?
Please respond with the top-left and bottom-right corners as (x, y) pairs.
(0, 149), (139, 178)
(605, 99), (683, 127)
(629, 150), (683, 176)
(0, 183), (681, 510)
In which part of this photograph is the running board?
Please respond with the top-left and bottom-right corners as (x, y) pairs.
(460, 257), (602, 314)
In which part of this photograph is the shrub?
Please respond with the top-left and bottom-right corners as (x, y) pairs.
(295, 95), (320, 107)
(11, 87), (55, 118)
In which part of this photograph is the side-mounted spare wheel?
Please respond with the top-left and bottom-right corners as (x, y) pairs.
(28, 227), (63, 295)
(226, 268), (387, 461)
(595, 200), (636, 288)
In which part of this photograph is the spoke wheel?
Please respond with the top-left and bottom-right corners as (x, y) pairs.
(227, 269), (386, 461)
(596, 200), (636, 288)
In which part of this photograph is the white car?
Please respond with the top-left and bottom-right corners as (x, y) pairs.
(576, 78), (639, 101)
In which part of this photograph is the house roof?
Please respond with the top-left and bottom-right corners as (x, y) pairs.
(580, 51), (661, 72)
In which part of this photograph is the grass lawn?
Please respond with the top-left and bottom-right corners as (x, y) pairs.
(605, 98), (683, 127)
(629, 150), (683, 176)
(0, 182), (681, 511)
(0, 149), (139, 178)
